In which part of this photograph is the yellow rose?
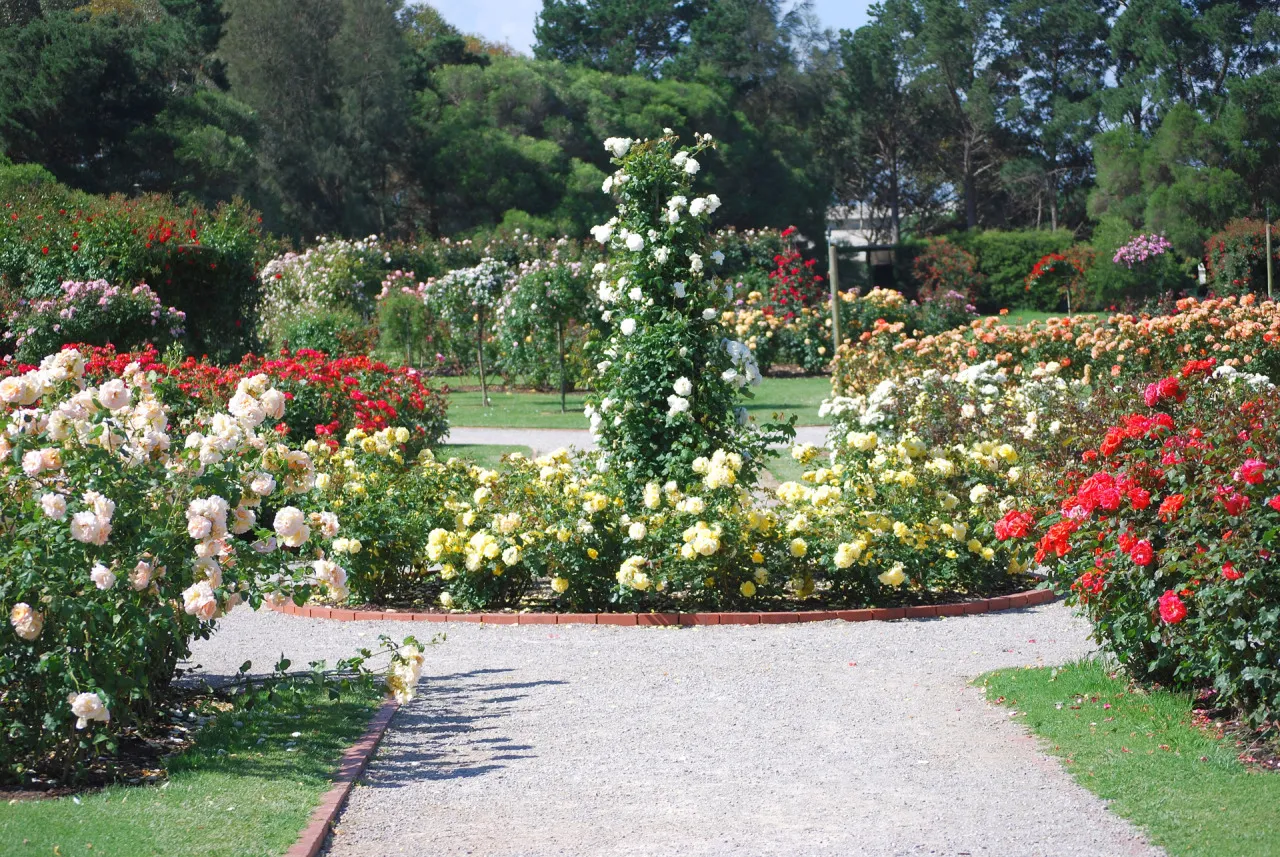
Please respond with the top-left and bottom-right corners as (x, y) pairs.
(739, 580), (756, 597)
(551, 576), (569, 594)
(789, 537), (807, 558)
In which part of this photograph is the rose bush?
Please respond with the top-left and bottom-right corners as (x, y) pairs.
(3, 280), (186, 363)
(1024, 361), (1280, 725)
(583, 131), (793, 488)
(0, 349), (358, 781)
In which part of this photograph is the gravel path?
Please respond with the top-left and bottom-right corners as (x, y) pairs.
(190, 605), (1162, 857)
(447, 425), (830, 457)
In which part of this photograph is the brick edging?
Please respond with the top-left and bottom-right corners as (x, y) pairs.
(268, 587), (1058, 627)
(285, 697), (399, 857)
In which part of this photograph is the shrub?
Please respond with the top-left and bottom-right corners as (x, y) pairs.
(832, 294), (1280, 398)
(1204, 218), (1280, 295)
(953, 229), (1074, 312)
(1027, 363), (1280, 725)
(256, 237), (385, 351)
(3, 280), (185, 363)
(0, 350), (352, 781)
(494, 260), (594, 392)
(0, 183), (266, 362)
(1023, 247), (1093, 313)
(279, 308), (374, 357)
(68, 345), (450, 457)
(583, 132), (793, 489)
(1086, 216), (1190, 308)
(912, 237), (984, 303)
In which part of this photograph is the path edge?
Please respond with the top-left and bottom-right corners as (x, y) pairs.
(268, 587), (1058, 626)
(285, 696), (400, 857)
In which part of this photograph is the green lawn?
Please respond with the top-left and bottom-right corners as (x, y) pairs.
(980, 660), (1280, 857)
(991, 308), (1104, 326)
(440, 374), (833, 429)
(2, 686), (382, 857)
(438, 443), (533, 468)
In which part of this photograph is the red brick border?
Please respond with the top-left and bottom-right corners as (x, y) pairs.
(285, 697), (399, 857)
(268, 587), (1058, 626)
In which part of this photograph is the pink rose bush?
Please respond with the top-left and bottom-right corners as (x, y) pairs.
(0, 348), (382, 781)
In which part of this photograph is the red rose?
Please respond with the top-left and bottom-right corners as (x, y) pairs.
(1222, 562), (1243, 581)
(1158, 590), (1187, 624)
(1157, 493), (1185, 522)
(1129, 489), (1151, 510)
(1131, 540), (1154, 566)
(1235, 458), (1267, 485)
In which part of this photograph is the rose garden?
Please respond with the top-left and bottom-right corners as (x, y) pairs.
(3, 2), (1280, 854)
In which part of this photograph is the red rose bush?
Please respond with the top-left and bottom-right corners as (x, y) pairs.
(1022, 360), (1280, 725)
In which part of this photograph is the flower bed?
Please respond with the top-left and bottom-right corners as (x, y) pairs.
(832, 294), (1280, 397)
(1020, 362), (1280, 725)
(0, 349), (423, 783)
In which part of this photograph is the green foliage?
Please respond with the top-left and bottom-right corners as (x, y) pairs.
(1086, 216), (1188, 308)
(952, 229), (1074, 312)
(583, 132), (793, 490)
(0, 180), (266, 362)
(1204, 217), (1280, 294)
(495, 261), (594, 390)
(278, 307), (373, 357)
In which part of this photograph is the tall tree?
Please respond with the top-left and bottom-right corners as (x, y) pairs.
(533, 0), (707, 77)
(824, 14), (944, 241)
(997, 0), (1114, 230)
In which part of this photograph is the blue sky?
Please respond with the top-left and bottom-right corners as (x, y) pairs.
(423, 0), (877, 54)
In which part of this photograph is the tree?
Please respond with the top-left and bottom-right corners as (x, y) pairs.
(533, 0), (707, 77)
(997, 0), (1114, 230)
(824, 15), (945, 242)
(219, 0), (410, 236)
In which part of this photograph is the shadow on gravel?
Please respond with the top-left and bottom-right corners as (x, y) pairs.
(364, 667), (566, 788)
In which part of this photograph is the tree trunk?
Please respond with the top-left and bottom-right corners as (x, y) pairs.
(963, 137), (977, 230)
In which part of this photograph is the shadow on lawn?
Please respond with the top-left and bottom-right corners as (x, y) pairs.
(365, 667), (565, 786)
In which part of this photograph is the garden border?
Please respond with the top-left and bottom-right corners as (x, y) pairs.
(285, 696), (400, 857)
(268, 588), (1057, 626)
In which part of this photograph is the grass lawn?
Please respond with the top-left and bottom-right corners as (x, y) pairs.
(438, 443), (533, 468)
(980, 660), (1280, 857)
(440, 374), (833, 429)
(991, 308), (1104, 326)
(2, 685), (382, 857)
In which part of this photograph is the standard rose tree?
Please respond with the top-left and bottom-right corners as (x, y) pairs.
(584, 132), (793, 490)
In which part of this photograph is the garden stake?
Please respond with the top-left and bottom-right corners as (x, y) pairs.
(828, 238), (841, 356)
(557, 319), (568, 413)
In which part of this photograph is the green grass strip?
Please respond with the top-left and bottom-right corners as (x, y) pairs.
(980, 660), (1280, 857)
(2, 686), (382, 857)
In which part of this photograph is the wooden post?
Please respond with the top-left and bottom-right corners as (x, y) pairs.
(1267, 205), (1273, 302)
(557, 319), (567, 413)
(477, 305), (490, 407)
(828, 239), (841, 355)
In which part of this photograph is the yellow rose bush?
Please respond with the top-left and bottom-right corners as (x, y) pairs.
(0, 349), (415, 782)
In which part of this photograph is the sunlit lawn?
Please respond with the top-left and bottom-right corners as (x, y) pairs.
(439, 374), (832, 429)
(980, 660), (1280, 857)
(2, 686), (381, 857)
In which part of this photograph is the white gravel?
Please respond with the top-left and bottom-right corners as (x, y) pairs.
(189, 604), (1163, 857)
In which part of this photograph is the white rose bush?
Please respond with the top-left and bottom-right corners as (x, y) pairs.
(584, 132), (793, 490)
(0, 349), (417, 781)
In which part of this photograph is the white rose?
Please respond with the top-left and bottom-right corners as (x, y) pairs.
(67, 692), (110, 729)
(689, 253), (703, 273)
(654, 247), (670, 264)
(706, 194), (721, 212)
(628, 522), (647, 541)
(273, 506), (309, 547)
(40, 493), (67, 519)
(97, 379), (131, 411)
(674, 377), (693, 396)
(625, 233), (644, 252)
(702, 308), (717, 320)
(90, 563), (116, 590)
(10, 603), (43, 641)
(604, 136), (633, 157)
(684, 157), (700, 174)
(628, 287), (643, 301)
(620, 318), (637, 336)
(250, 473), (276, 496)
(182, 581), (218, 621)
(667, 394), (690, 415)
(673, 281), (687, 298)
(711, 250), (725, 265)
